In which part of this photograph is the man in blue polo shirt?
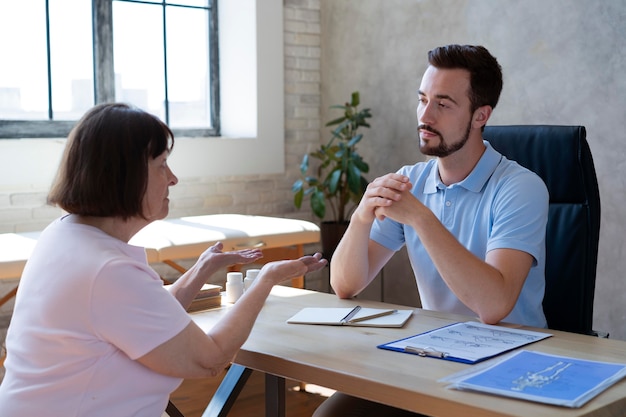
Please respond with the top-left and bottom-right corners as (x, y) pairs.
(314, 44), (548, 417)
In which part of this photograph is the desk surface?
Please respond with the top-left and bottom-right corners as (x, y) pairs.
(191, 287), (626, 417)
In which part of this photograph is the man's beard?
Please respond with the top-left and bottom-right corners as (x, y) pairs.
(418, 120), (472, 158)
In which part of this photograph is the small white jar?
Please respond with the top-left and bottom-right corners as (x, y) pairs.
(225, 272), (244, 303)
(244, 269), (261, 291)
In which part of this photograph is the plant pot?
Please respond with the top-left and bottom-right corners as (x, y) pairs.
(320, 221), (349, 262)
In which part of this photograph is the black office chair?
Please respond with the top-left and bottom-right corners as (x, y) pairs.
(484, 125), (602, 336)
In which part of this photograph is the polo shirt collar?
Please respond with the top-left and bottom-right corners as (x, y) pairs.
(424, 140), (501, 194)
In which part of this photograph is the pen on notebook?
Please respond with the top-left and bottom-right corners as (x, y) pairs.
(347, 309), (398, 323)
(404, 345), (448, 358)
(340, 305), (362, 323)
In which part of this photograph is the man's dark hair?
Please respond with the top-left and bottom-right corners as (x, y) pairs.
(428, 44), (503, 113)
(48, 103), (174, 220)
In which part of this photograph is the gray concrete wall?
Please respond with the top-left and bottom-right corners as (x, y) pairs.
(320, 0), (626, 340)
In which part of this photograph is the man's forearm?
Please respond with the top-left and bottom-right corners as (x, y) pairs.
(330, 218), (376, 298)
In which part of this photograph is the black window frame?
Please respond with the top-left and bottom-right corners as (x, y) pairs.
(0, 0), (220, 139)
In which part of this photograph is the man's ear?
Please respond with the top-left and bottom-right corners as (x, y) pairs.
(472, 105), (493, 129)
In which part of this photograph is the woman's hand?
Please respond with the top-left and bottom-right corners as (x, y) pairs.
(257, 253), (327, 286)
(196, 242), (263, 271)
(171, 242), (264, 307)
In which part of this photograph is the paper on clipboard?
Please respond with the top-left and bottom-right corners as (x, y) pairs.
(378, 321), (551, 364)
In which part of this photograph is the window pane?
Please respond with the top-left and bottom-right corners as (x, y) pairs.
(166, 6), (211, 128)
(113, 1), (166, 120)
(49, 0), (94, 120)
(171, 1), (210, 7)
(0, 1), (48, 119)
(115, 1), (209, 7)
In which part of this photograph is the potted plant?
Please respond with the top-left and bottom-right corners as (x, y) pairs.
(292, 91), (372, 259)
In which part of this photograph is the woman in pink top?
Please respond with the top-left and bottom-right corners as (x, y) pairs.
(0, 103), (327, 416)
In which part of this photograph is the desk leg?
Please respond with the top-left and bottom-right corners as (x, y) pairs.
(265, 374), (286, 417)
(201, 364), (252, 417)
(0, 285), (18, 308)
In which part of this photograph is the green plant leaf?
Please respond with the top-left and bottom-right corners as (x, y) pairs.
(325, 115), (347, 127)
(360, 175), (369, 192)
(292, 179), (303, 193)
(310, 150), (326, 161)
(294, 188), (304, 208)
(332, 119), (351, 136)
(347, 163), (362, 194)
(348, 133), (363, 147)
(300, 154), (309, 174)
(334, 142), (346, 159)
(328, 168), (342, 194)
(311, 190), (326, 219)
(351, 91), (360, 107)
(352, 154), (370, 173)
(319, 156), (332, 171)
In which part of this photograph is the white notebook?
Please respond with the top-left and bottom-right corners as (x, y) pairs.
(287, 307), (413, 328)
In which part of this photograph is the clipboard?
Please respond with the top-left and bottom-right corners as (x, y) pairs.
(377, 321), (552, 364)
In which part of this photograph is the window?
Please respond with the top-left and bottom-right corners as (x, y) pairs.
(0, 0), (285, 183)
(0, 0), (219, 139)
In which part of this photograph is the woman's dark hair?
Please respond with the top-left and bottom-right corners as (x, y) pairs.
(428, 44), (503, 113)
(48, 103), (174, 219)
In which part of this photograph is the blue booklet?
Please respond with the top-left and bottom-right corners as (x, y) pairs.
(442, 350), (626, 408)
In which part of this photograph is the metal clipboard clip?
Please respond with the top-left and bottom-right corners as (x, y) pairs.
(404, 345), (449, 358)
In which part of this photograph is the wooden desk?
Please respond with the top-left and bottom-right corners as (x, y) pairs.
(190, 287), (626, 417)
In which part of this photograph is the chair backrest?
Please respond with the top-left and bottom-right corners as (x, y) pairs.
(484, 125), (601, 335)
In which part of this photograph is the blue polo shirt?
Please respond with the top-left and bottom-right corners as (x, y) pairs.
(371, 141), (548, 328)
